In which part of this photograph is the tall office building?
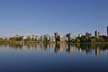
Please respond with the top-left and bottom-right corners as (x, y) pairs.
(54, 32), (60, 42)
(66, 33), (71, 42)
(107, 26), (108, 36)
(95, 29), (100, 38)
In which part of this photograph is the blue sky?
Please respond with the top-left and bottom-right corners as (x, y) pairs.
(0, 0), (108, 36)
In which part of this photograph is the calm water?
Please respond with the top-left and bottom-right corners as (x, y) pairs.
(0, 43), (108, 72)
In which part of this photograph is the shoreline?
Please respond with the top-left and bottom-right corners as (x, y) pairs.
(0, 40), (108, 44)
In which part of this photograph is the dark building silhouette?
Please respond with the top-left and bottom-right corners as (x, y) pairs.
(85, 32), (92, 37)
(107, 26), (108, 36)
(54, 32), (60, 43)
(66, 33), (71, 42)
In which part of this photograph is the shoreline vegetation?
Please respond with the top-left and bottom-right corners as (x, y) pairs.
(0, 34), (108, 44)
(0, 40), (108, 44)
(0, 28), (108, 44)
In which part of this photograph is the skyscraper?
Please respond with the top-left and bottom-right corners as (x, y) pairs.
(54, 32), (60, 43)
(107, 26), (108, 36)
(95, 29), (100, 38)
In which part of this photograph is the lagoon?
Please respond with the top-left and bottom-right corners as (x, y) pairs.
(0, 43), (108, 72)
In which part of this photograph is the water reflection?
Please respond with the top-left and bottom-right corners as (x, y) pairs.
(0, 42), (108, 56)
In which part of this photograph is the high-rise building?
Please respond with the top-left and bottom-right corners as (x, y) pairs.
(107, 26), (108, 36)
(85, 32), (92, 37)
(66, 33), (71, 42)
(95, 29), (100, 38)
(54, 32), (60, 42)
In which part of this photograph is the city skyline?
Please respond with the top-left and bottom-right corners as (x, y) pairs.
(0, 26), (108, 37)
(0, 0), (108, 36)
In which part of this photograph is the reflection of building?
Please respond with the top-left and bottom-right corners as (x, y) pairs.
(55, 43), (60, 53)
(54, 43), (67, 53)
(95, 29), (100, 38)
(95, 48), (100, 56)
(66, 43), (78, 53)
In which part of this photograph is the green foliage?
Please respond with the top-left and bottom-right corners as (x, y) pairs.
(90, 37), (96, 43)
(73, 37), (80, 43)
(80, 36), (88, 42)
(0, 38), (3, 40)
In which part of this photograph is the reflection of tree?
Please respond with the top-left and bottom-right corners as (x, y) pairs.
(66, 43), (71, 52)
(80, 43), (92, 54)
(0, 42), (108, 56)
(0, 42), (8, 47)
(43, 43), (49, 51)
(80, 43), (91, 49)
(9, 43), (23, 49)
(54, 43), (60, 53)
(74, 43), (108, 56)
